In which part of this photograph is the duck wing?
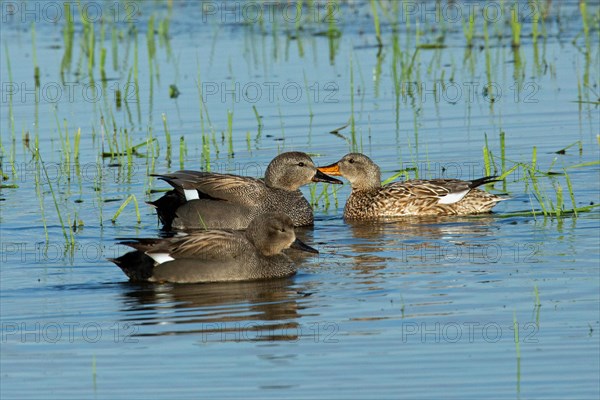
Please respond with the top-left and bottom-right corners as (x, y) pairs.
(383, 176), (498, 205)
(152, 170), (267, 206)
(120, 231), (248, 263)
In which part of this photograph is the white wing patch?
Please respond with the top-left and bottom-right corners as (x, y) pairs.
(183, 189), (200, 201)
(438, 189), (470, 205)
(147, 253), (175, 264)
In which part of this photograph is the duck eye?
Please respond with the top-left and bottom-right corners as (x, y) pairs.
(348, 158), (354, 164)
(298, 162), (305, 167)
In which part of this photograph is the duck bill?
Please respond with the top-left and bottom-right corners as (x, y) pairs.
(312, 168), (343, 184)
(290, 238), (319, 254)
(316, 163), (342, 176)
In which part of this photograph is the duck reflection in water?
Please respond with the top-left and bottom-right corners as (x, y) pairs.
(117, 278), (313, 342)
(343, 215), (501, 281)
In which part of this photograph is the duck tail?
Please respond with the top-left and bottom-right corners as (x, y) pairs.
(147, 190), (185, 230)
(469, 176), (500, 188)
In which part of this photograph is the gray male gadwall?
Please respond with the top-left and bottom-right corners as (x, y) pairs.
(149, 152), (342, 230)
(110, 212), (318, 283)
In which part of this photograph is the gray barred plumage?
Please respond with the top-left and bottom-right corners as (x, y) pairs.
(110, 212), (318, 283)
(148, 152), (342, 230)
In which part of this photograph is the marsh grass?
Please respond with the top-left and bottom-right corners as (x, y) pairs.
(533, 284), (541, 326)
(369, 0), (383, 48)
(31, 23), (40, 87)
(34, 148), (74, 246)
(349, 53), (357, 151)
(488, 132), (598, 218)
(162, 113), (172, 162)
(303, 71), (314, 117)
(111, 25), (119, 72)
(61, 2), (75, 79)
(111, 194), (141, 224)
(227, 110), (234, 158)
(179, 136), (186, 170)
(513, 312), (521, 359)
(514, 311), (522, 395)
(252, 106), (263, 141)
(482, 134), (497, 176)
(462, 12), (476, 48)
(4, 42), (15, 143)
(510, 6), (522, 48)
(98, 20), (108, 82)
(530, 0), (541, 46)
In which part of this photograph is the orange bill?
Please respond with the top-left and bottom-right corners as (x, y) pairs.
(317, 163), (341, 176)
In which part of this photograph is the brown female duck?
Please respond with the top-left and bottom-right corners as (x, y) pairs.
(318, 153), (505, 219)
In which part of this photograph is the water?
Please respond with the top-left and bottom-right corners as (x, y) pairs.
(1, 1), (599, 399)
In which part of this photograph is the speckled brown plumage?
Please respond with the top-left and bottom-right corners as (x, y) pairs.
(318, 153), (505, 219)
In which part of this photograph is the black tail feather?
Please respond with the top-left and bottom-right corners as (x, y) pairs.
(469, 176), (500, 188)
(147, 190), (185, 230)
(109, 251), (155, 282)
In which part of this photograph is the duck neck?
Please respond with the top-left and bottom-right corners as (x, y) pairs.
(264, 167), (297, 191)
(351, 177), (381, 192)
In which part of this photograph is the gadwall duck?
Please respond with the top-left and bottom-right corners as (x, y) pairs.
(110, 212), (318, 283)
(318, 153), (505, 219)
(149, 152), (342, 230)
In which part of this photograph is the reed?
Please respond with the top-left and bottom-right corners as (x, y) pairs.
(111, 194), (141, 224)
(111, 25), (118, 71)
(133, 30), (141, 124)
(35, 148), (72, 245)
(370, 0), (383, 48)
(533, 284), (541, 327)
(510, 6), (522, 48)
(61, 2), (75, 78)
(530, 0), (540, 45)
(31, 23), (40, 87)
(349, 53), (356, 151)
(303, 71), (314, 117)
(227, 110), (234, 157)
(252, 105), (263, 140)
(513, 312), (521, 359)
(4, 43), (15, 140)
(564, 169), (577, 217)
(74, 128), (81, 161)
(162, 113), (172, 161)
(580, 1), (589, 38)
(179, 136), (186, 170)
(462, 12), (476, 48)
